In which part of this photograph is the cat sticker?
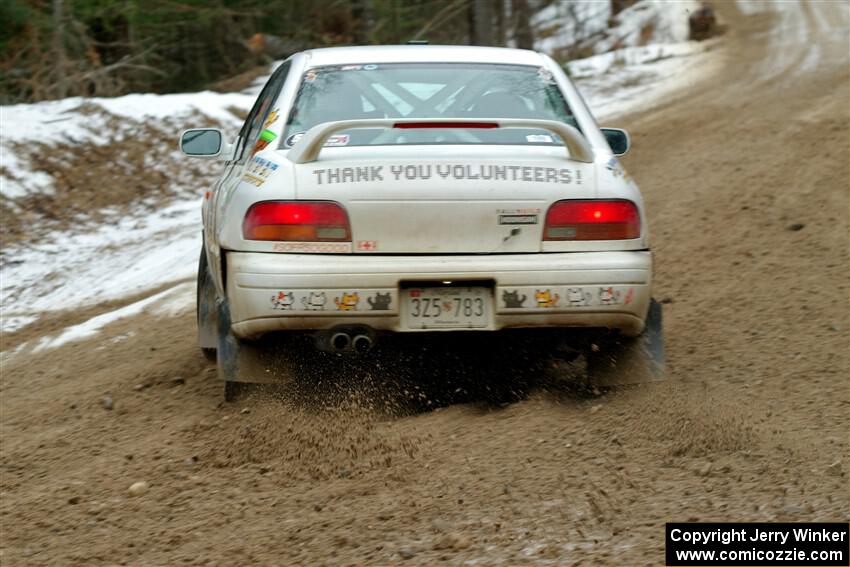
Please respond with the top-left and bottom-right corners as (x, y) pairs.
(270, 291), (294, 310)
(598, 287), (621, 306)
(302, 292), (327, 311)
(334, 292), (360, 311)
(502, 289), (527, 308)
(367, 292), (391, 310)
(535, 289), (560, 308)
(566, 287), (592, 307)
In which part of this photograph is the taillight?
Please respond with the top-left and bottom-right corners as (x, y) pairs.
(544, 199), (640, 240)
(243, 201), (350, 241)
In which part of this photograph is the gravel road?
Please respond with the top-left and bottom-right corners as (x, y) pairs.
(1, 2), (848, 565)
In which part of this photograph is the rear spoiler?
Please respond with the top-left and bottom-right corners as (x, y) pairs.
(285, 118), (595, 164)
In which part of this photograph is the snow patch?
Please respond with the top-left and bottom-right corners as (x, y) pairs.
(533, 0), (701, 57)
(32, 282), (192, 351)
(569, 41), (719, 121)
(0, 92), (252, 150)
(568, 42), (708, 79)
(1, 198), (201, 331)
(0, 315), (38, 333)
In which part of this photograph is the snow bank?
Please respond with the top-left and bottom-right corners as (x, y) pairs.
(0, 92), (251, 148)
(533, 0), (701, 57)
(32, 282), (194, 352)
(532, 0), (717, 120)
(0, 91), (253, 201)
(2, 198), (201, 316)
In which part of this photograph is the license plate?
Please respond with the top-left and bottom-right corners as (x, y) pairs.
(405, 286), (491, 329)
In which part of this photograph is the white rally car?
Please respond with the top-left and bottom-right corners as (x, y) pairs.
(181, 45), (664, 399)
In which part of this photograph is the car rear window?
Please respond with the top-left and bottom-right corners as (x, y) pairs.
(283, 63), (579, 148)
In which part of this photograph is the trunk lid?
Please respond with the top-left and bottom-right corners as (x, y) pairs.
(291, 146), (596, 254)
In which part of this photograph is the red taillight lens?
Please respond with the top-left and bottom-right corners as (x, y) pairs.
(544, 199), (640, 240)
(243, 201), (350, 241)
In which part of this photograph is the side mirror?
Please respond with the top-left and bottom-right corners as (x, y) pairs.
(601, 127), (630, 156)
(180, 128), (226, 158)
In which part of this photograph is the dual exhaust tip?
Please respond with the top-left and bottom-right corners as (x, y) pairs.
(327, 330), (374, 354)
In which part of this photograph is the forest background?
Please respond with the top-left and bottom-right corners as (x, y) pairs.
(0, 0), (647, 104)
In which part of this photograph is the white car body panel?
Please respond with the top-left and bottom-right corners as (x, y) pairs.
(227, 251), (651, 337)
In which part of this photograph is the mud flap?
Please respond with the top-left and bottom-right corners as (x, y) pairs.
(587, 299), (666, 387)
(216, 300), (289, 385)
(197, 248), (218, 352)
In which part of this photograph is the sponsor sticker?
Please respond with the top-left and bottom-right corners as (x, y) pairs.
(537, 67), (554, 82)
(251, 128), (279, 155)
(286, 132), (350, 148)
(356, 240), (378, 251)
(285, 131), (305, 147)
(241, 155), (280, 186)
(263, 109), (279, 128)
(325, 134), (349, 147)
(272, 242), (350, 253)
(498, 214), (538, 225)
(242, 174), (264, 186)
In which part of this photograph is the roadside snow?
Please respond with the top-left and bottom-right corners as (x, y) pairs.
(1, 315), (37, 333)
(569, 40), (718, 121)
(2, 198), (201, 315)
(31, 282), (193, 352)
(1, 86), (255, 340)
(533, 0), (700, 56)
(0, 92), (252, 150)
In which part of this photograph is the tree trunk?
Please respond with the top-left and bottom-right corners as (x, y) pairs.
(352, 0), (375, 44)
(470, 0), (495, 46)
(495, 0), (506, 46)
(611, 0), (637, 17)
(511, 0), (533, 49)
(51, 0), (69, 98)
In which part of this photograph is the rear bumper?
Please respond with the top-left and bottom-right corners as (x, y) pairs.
(226, 250), (652, 338)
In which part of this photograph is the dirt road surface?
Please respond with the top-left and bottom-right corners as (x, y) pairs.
(2, 2), (848, 565)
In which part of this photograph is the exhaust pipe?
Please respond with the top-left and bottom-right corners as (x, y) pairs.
(330, 332), (351, 352)
(316, 326), (376, 354)
(352, 334), (373, 354)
